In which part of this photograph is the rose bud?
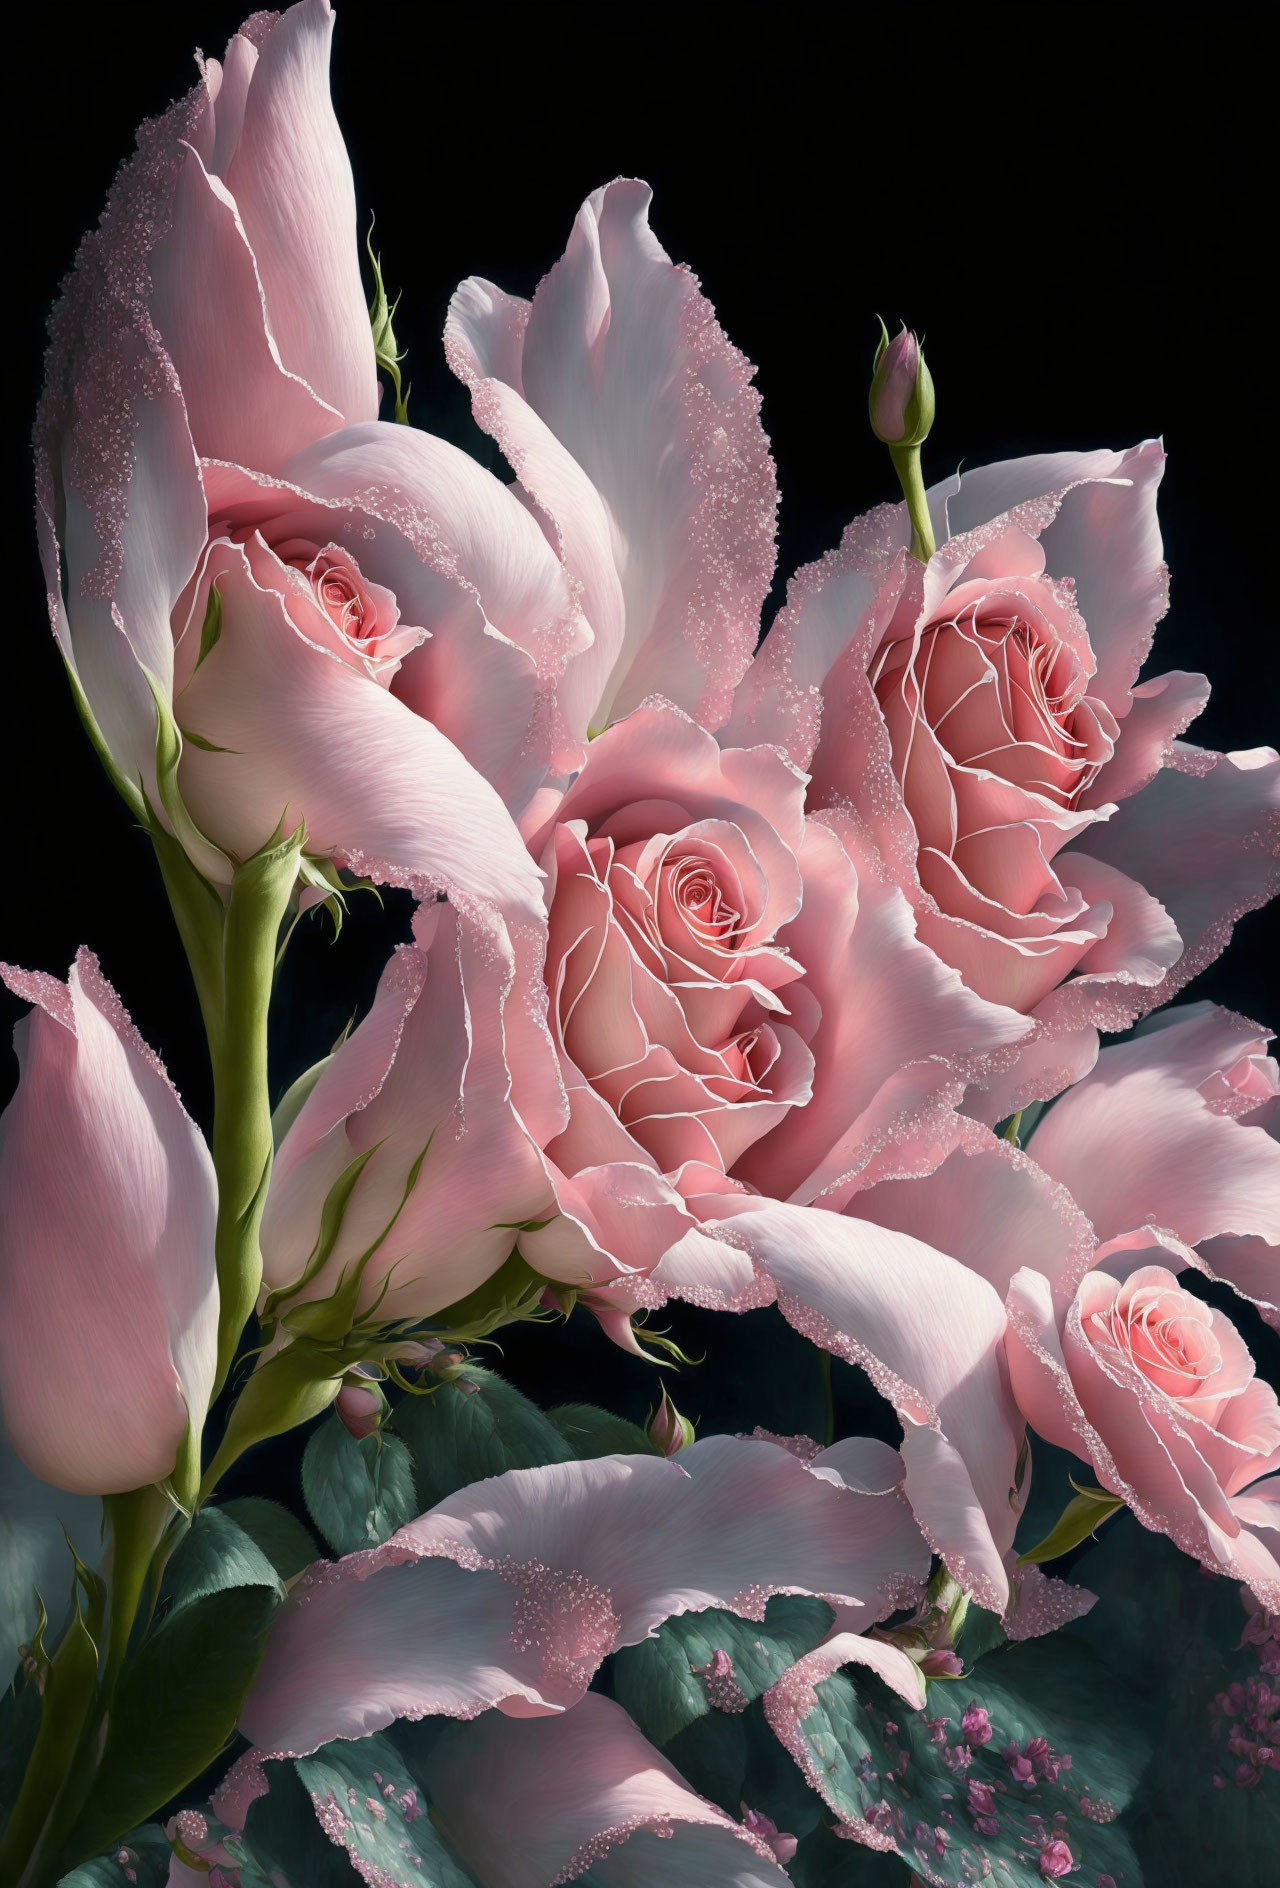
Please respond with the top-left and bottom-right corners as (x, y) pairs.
(647, 1386), (696, 1456)
(869, 321), (935, 448)
(0, 951), (218, 1497)
(334, 1366), (387, 1440)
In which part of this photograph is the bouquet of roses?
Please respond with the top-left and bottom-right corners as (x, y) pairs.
(2, 6), (1277, 1885)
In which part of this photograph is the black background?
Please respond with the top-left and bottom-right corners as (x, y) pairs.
(3, 4), (1276, 1437)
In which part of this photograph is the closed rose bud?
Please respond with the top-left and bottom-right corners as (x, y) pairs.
(868, 321), (935, 448)
(335, 1367), (386, 1440)
(646, 1385), (696, 1457)
(0, 951), (218, 1495)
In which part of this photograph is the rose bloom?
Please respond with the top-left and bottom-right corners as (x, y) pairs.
(1008, 1261), (1280, 1607)
(265, 696), (1040, 1609)
(729, 444), (1279, 1113)
(1025, 1002), (1280, 1330)
(36, 1), (602, 920)
(39, 46), (785, 925)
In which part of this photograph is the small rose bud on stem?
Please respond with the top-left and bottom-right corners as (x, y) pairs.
(646, 1385), (696, 1456)
(869, 319), (937, 561)
(335, 1365), (388, 1440)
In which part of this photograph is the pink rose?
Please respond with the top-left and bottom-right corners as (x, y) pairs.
(1007, 1261), (1280, 1608)
(730, 444), (1280, 1112)
(36, 1), (564, 918)
(0, 951), (217, 1495)
(1025, 1002), (1280, 1330)
(516, 699), (1024, 1290)
(512, 702), (1038, 1610)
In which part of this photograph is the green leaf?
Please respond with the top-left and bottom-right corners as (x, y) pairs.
(1017, 1486), (1124, 1566)
(293, 1734), (479, 1885)
(390, 1368), (573, 1507)
(271, 1054), (335, 1150)
(775, 1634), (1148, 1887)
(262, 1141), (381, 1324)
(195, 582), (222, 668)
(218, 1497), (321, 1582)
(1074, 1514), (1280, 1884)
(302, 1417), (418, 1557)
(158, 1507), (284, 1616)
(56, 1824), (174, 1886)
(0, 1680), (40, 1832)
(612, 1596), (836, 1747)
(546, 1403), (660, 1459)
(65, 1585), (276, 1861)
(226, 1758), (357, 1886)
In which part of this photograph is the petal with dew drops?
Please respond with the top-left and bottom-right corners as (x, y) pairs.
(237, 1434), (928, 1755)
(449, 179), (778, 733)
(424, 1693), (793, 1888)
(709, 1198), (1024, 1612)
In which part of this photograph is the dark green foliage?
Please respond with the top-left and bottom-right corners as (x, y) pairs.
(389, 1367), (573, 1506)
(546, 1402), (660, 1459)
(218, 1496), (321, 1579)
(64, 1586), (276, 1863)
(1073, 1513), (1280, 1886)
(613, 1595), (836, 1746)
(301, 1416), (418, 1556)
(158, 1506), (284, 1616)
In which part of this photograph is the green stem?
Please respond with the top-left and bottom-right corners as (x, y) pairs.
(156, 821), (305, 1399)
(198, 1338), (345, 1504)
(208, 831), (302, 1393)
(0, 1607), (98, 1887)
(98, 1487), (172, 1700)
(889, 442), (937, 561)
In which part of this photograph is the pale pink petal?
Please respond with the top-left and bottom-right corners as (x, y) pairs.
(446, 276), (627, 749)
(424, 1694), (792, 1888)
(707, 1199), (1023, 1611)
(1055, 851), (1182, 990)
(38, 308), (207, 801)
(1081, 669), (1211, 807)
(264, 903), (556, 1322)
(451, 179), (778, 731)
(850, 1122), (1097, 1306)
(961, 1013), (1101, 1126)
(239, 1434), (929, 1753)
(0, 952), (217, 1494)
(725, 506), (912, 766)
(149, 141), (338, 470)
(1080, 743), (1280, 1002)
(736, 816), (1029, 1202)
(222, 0), (378, 427)
(175, 540), (545, 917)
(1027, 1004), (1280, 1256)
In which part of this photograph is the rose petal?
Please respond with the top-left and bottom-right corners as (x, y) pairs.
(175, 539), (545, 917)
(707, 1199), (1023, 1611)
(0, 951), (217, 1494)
(222, 0), (378, 427)
(238, 1433), (929, 1753)
(449, 179), (778, 732)
(1081, 743), (1280, 1003)
(424, 1694), (793, 1888)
